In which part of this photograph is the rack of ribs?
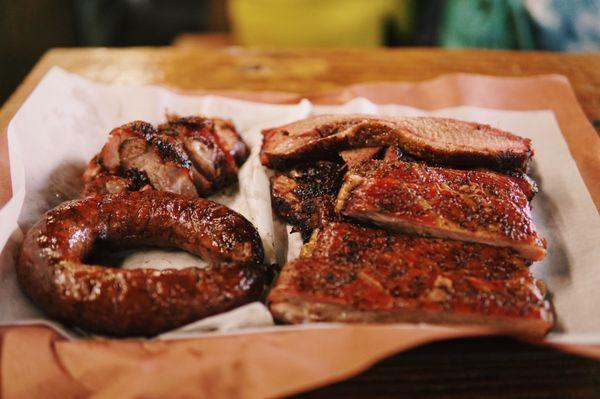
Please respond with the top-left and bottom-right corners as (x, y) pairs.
(336, 159), (546, 260)
(83, 116), (248, 197)
(268, 222), (553, 337)
(260, 114), (533, 173)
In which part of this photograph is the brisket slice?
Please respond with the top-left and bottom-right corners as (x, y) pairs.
(270, 161), (344, 240)
(260, 114), (532, 173)
(339, 147), (382, 167)
(268, 222), (553, 337)
(336, 160), (546, 260)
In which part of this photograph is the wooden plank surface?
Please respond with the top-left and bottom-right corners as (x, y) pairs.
(5, 47), (600, 118)
(1, 47), (599, 398)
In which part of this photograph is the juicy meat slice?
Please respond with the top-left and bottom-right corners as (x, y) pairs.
(339, 147), (382, 167)
(383, 145), (419, 163)
(84, 117), (249, 197)
(84, 121), (199, 197)
(158, 115), (247, 192)
(213, 118), (250, 166)
(384, 145), (538, 200)
(337, 160), (546, 260)
(83, 161), (152, 196)
(161, 114), (248, 165)
(506, 172), (538, 201)
(270, 161), (344, 240)
(110, 122), (199, 196)
(82, 156), (128, 196)
(260, 114), (532, 173)
(268, 222), (553, 337)
(84, 173), (133, 196)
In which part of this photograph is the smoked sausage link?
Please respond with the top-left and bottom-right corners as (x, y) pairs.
(17, 191), (266, 336)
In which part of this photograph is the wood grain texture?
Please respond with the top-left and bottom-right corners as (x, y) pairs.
(1, 47), (599, 398)
(6, 47), (600, 115)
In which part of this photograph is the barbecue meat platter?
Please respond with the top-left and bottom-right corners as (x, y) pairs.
(263, 114), (552, 338)
(16, 112), (553, 337)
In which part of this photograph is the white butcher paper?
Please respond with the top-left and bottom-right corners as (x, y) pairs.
(0, 67), (598, 343)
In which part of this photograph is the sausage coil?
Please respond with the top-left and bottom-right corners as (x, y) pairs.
(17, 191), (266, 336)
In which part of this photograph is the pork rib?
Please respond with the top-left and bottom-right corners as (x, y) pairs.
(268, 222), (553, 337)
(382, 145), (538, 200)
(336, 160), (546, 260)
(260, 114), (532, 173)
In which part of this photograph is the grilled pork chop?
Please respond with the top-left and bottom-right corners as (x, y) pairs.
(270, 161), (344, 240)
(260, 115), (532, 173)
(158, 115), (248, 191)
(83, 156), (152, 196)
(84, 121), (200, 197)
(84, 116), (248, 197)
(268, 222), (553, 337)
(337, 160), (546, 260)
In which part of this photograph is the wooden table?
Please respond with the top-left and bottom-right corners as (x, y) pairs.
(1, 47), (599, 398)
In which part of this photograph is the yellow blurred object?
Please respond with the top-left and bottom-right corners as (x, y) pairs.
(228, 0), (411, 47)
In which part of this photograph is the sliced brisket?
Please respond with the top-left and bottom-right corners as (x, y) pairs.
(260, 114), (532, 173)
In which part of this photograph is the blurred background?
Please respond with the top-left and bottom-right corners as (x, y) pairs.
(1, 0), (599, 104)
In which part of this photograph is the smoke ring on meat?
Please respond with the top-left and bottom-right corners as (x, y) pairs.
(17, 191), (266, 336)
